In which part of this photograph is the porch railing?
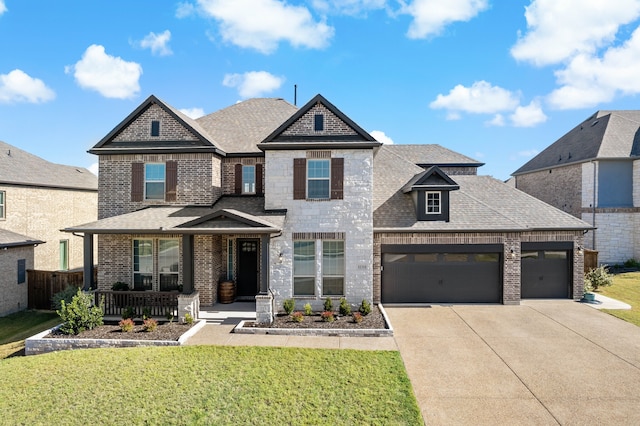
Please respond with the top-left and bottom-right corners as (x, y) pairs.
(96, 291), (179, 317)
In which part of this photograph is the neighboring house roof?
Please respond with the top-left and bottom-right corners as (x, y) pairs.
(384, 144), (484, 167)
(373, 145), (591, 232)
(64, 196), (284, 234)
(0, 229), (44, 249)
(196, 98), (298, 154)
(0, 141), (97, 191)
(513, 110), (640, 175)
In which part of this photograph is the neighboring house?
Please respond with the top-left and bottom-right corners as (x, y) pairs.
(0, 229), (43, 316)
(66, 94), (591, 323)
(0, 141), (98, 272)
(513, 111), (640, 264)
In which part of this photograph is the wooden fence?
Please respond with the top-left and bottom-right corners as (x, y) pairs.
(584, 249), (598, 273)
(96, 291), (179, 317)
(27, 269), (94, 310)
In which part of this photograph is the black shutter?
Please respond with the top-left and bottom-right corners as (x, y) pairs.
(131, 163), (144, 202)
(235, 163), (243, 194)
(293, 158), (306, 200)
(331, 157), (343, 200)
(256, 163), (263, 195)
(165, 161), (177, 202)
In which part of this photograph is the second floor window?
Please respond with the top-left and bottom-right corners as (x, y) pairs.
(426, 191), (441, 214)
(145, 163), (166, 200)
(307, 159), (330, 199)
(242, 165), (255, 194)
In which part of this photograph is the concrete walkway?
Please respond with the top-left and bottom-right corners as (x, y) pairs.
(583, 293), (632, 310)
(386, 301), (640, 425)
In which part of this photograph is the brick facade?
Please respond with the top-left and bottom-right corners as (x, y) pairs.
(112, 104), (200, 143)
(0, 245), (33, 316)
(516, 164), (582, 218)
(221, 157), (265, 195)
(282, 104), (358, 137)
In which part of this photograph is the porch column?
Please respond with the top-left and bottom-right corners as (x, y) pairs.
(259, 234), (270, 294)
(83, 233), (94, 291)
(182, 234), (194, 294)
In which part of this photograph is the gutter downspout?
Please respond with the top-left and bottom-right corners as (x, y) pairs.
(592, 160), (597, 249)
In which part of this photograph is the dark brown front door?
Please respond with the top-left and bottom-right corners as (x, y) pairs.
(236, 239), (259, 297)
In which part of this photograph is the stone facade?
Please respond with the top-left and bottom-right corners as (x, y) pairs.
(515, 164), (582, 218)
(0, 245), (33, 316)
(265, 148), (374, 311)
(0, 184), (96, 271)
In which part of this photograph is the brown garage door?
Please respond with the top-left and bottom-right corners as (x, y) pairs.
(381, 244), (502, 304)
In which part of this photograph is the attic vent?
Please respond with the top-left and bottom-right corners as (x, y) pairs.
(151, 120), (160, 137)
(314, 114), (324, 132)
(591, 120), (599, 127)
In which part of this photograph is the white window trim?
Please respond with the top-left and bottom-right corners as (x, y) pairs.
(144, 163), (166, 201)
(0, 190), (5, 220)
(426, 191), (441, 214)
(321, 239), (345, 297)
(307, 159), (330, 200)
(293, 240), (316, 296)
(242, 165), (256, 194)
(133, 238), (181, 291)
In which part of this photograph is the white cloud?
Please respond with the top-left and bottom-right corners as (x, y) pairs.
(0, 69), (55, 104)
(180, 107), (205, 119)
(517, 149), (539, 157)
(430, 81), (519, 114)
(197, 0), (334, 53)
(88, 162), (99, 176)
(0, 1), (7, 15)
(176, 2), (196, 18)
(138, 30), (173, 56)
(222, 71), (284, 98)
(403, 0), (488, 39)
(67, 45), (142, 99)
(312, 0), (386, 16)
(486, 114), (505, 127)
(509, 100), (547, 127)
(474, 151), (485, 158)
(548, 26), (640, 109)
(511, 0), (640, 66)
(370, 130), (394, 144)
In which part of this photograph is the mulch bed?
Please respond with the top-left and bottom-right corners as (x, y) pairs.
(45, 321), (193, 341)
(246, 307), (387, 329)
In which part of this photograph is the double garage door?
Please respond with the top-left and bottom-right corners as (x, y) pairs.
(381, 243), (572, 304)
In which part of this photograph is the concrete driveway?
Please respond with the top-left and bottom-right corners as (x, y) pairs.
(385, 300), (640, 425)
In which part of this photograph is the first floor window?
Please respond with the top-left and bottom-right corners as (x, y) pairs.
(59, 240), (69, 271)
(159, 239), (179, 291)
(242, 165), (255, 194)
(133, 239), (153, 290)
(17, 259), (26, 284)
(322, 241), (344, 296)
(426, 191), (441, 214)
(145, 163), (165, 200)
(293, 241), (315, 295)
(307, 159), (330, 199)
(0, 190), (5, 219)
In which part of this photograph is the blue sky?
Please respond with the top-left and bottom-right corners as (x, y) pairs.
(2, 1), (640, 180)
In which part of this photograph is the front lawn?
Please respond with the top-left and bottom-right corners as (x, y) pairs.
(598, 271), (640, 326)
(0, 310), (60, 358)
(0, 345), (422, 425)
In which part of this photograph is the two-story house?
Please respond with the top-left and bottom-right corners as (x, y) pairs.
(67, 94), (591, 323)
(513, 111), (640, 264)
(0, 142), (97, 316)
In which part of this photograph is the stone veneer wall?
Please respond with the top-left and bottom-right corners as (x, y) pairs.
(0, 184), (97, 271)
(373, 231), (584, 304)
(98, 153), (221, 219)
(265, 148), (374, 312)
(515, 164), (582, 218)
(221, 157), (265, 195)
(0, 245), (33, 316)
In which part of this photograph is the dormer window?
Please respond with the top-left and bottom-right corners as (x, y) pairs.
(151, 120), (160, 137)
(426, 191), (441, 214)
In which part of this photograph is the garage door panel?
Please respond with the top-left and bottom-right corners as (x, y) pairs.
(521, 250), (570, 298)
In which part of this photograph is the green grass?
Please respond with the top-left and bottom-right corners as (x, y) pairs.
(0, 310), (60, 358)
(0, 345), (422, 425)
(598, 271), (640, 326)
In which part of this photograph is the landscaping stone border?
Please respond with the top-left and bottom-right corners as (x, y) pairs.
(24, 320), (206, 356)
(233, 304), (394, 337)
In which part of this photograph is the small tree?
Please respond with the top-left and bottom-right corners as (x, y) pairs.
(339, 298), (351, 316)
(283, 298), (295, 315)
(51, 285), (81, 311)
(584, 265), (613, 292)
(57, 289), (104, 335)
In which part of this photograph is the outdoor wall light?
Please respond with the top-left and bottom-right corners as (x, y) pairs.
(577, 245), (584, 255)
(509, 248), (516, 259)
(278, 252), (284, 263)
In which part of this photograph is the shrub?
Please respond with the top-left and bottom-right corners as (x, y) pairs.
(111, 282), (129, 291)
(359, 299), (372, 316)
(303, 303), (313, 316)
(283, 298), (295, 315)
(57, 289), (104, 335)
(51, 285), (80, 311)
(352, 312), (363, 323)
(291, 311), (304, 323)
(321, 311), (335, 322)
(142, 307), (152, 320)
(623, 258), (640, 268)
(339, 298), (351, 316)
(119, 318), (134, 332)
(323, 297), (333, 312)
(143, 318), (158, 332)
(184, 313), (194, 325)
(122, 306), (136, 320)
(584, 265), (613, 291)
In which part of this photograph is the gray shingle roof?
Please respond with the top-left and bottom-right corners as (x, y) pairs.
(196, 98), (298, 153)
(384, 144), (483, 167)
(0, 141), (97, 191)
(513, 110), (640, 175)
(64, 196), (284, 234)
(374, 145), (591, 232)
(0, 229), (44, 248)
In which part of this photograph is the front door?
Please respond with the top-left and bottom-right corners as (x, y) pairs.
(236, 239), (259, 297)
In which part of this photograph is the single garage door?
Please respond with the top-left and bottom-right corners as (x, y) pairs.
(521, 242), (572, 298)
(381, 244), (502, 304)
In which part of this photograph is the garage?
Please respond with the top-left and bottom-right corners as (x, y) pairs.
(381, 244), (503, 304)
(521, 242), (572, 298)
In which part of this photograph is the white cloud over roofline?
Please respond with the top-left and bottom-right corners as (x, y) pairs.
(197, 0), (334, 54)
(370, 130), (394, 144)
(179, 107), (206, 119)
(223, 71), (285, 98)
(430, 81), (519, 114)
(66, 44), (142, 99)
(0, 69), (55, 104)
